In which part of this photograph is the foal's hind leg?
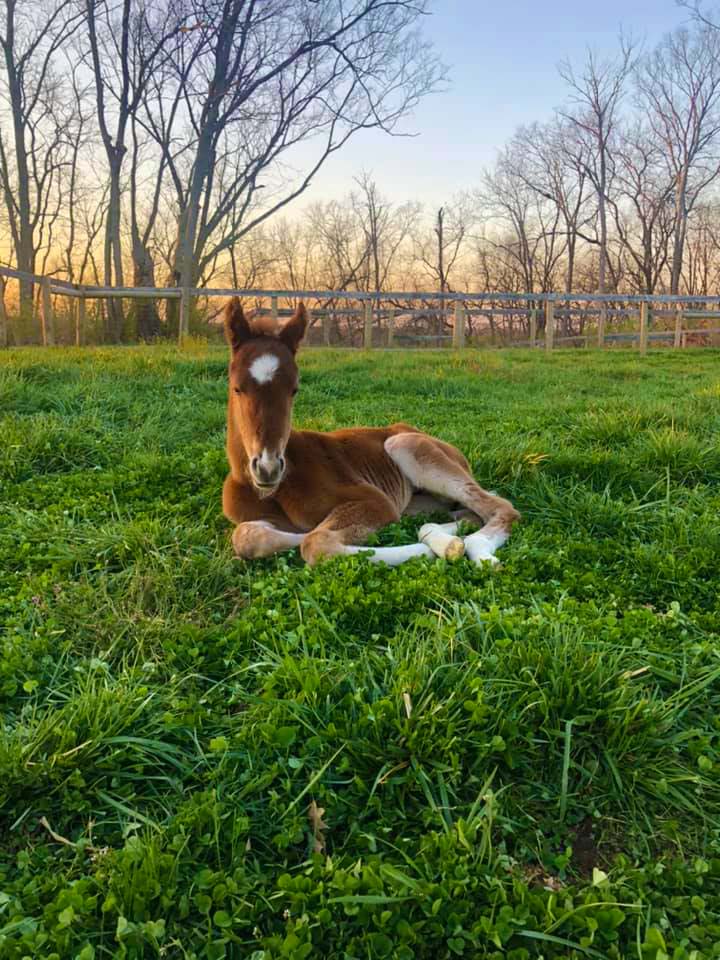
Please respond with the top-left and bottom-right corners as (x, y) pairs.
(403, 492), (454, 516)
(385, 433), (520, 565)
(402, 492), (465, 559)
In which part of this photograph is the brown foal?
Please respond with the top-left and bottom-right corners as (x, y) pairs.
(222, 298), (519, 566)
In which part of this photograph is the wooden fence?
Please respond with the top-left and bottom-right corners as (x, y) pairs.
(2, 265), (720, 352)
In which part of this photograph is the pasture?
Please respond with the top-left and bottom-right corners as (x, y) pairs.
(1, 345), (719, 959)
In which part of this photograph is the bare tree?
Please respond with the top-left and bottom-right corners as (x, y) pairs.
(636, 23), (720, 294)
(82, 0), (182, 339)
(509, 119), (593, 293)
(558, 39), (637, 293)
(162, 0), (443, 330)
(351, 173), (420, 292)
(683, 200), (720, 295)
(307, 198), (370, 290)
(417, 197), (473, 294)
(0, 0), (78, 319)
(610, 121), (674, 293)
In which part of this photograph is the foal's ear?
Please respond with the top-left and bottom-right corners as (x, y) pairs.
(224, 297), (253, 352)
(278, 302), (307, 355)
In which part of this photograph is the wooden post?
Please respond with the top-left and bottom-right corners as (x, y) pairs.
(323, 313), (331, 346)
(681, 331), (687, 349)
(453, 300), (465, 348)
(387, 308), (395, 347)
(639, 300), (649, 356)
(0, 274), (8, 348)
(41, 277), (54, 346)
(271, 296), (278, 326)
(673, 309), (683, 349)
(711, 307), (720, 346)
(529, 308), (537, 348)
(598, 303), (606, 348)
(76, 289), (86, 347)
(544, 298), (555, 352)
(364, 300), (373, 348)
(178, 287), (190, 345)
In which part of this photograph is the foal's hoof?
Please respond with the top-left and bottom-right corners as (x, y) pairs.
(418, 523), (465, 561)
(300, 530), (340, 566)
(464, 533), (501, 566)
(444, 536), (465, 561)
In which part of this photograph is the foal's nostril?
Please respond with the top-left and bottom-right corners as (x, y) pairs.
(278, 455), (285, 472)
(251, 456), (259, 472)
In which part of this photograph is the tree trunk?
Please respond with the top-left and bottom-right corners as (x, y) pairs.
(132, 236), (161, 340)
(3, 16), (34, 321)
(0, 273), (8, 347)
(565, 233), (576, 294)
(104, 159), (125, 341)
(436, 207), (445, 293)
(598, 195), (607, 294)
(671, 175), (688, 295)
(165, 267), (180, 338)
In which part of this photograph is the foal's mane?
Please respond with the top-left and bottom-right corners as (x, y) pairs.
(243, 310), (280, 338)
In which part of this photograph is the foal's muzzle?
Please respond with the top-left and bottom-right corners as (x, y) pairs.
(250, 452), (286, 490)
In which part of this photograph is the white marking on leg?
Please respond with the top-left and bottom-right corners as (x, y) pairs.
(464, 525), (508, 566)
(420, 521), (460, 536)
(249, 354), (280, 384)
(418, 522), (464, 560)
(343, 542), (435, 566)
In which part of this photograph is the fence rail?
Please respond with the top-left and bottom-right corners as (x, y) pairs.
(2, 265), (720, 351)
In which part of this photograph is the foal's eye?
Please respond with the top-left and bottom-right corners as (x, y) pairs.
(234, 387), (242, 394)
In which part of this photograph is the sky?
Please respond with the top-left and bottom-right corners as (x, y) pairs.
(294, 0), (692, 210)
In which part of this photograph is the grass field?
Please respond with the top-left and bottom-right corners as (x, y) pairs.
(1, 345), (720, 959)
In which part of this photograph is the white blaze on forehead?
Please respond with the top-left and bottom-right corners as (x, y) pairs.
(249, 353), (280, 385)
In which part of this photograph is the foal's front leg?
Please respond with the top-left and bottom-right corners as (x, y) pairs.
(300, 486), (434, 567)
(224, 474), (305, 560)
(232, 520), (305, 559)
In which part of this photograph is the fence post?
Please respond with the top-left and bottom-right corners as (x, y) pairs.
(178, 287), (191, 345)
(0, 274), (8, 347)
(674, 308), (683, 349)
(271, 296), (279, 326)
(529, 307), (537, 348)
(364, 299), (373, 348)
(544, 298), (555, 352)
(453, 300), (465, 348)
(76, 289), (86, 347)
(598, 303), (606, 348)
(41, 277), (55, 346)
(387, 308), (395, 347)
(323, 313), (331, 346)
(639, 300), (649, 356)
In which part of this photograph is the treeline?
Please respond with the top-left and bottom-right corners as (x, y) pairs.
(3, 1), (720, 343)
(0, 0), (442, 338)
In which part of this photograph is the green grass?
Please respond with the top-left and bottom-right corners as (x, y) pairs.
(1, 344), (720, 960)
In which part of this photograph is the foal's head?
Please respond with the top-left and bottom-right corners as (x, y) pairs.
(224, 297), (307, 494)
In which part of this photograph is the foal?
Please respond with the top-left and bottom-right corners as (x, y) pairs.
(222, 298), (519, 566)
